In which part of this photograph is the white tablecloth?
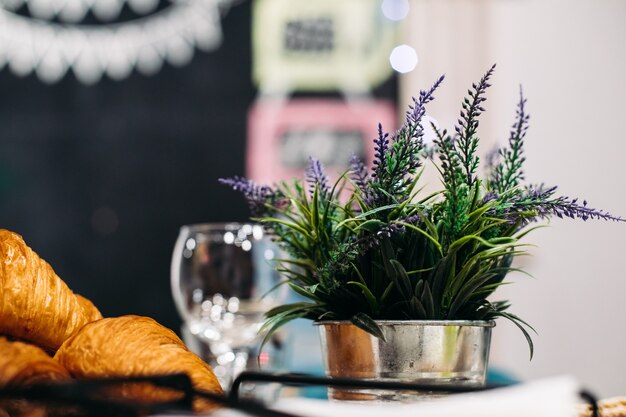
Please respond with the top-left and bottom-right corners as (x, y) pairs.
(213, 376), (580, 417)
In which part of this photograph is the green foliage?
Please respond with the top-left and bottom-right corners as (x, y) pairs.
(224, 66), (623, 360)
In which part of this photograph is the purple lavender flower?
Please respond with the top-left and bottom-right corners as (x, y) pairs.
(366, 75), (446, 208)
(406, 74), (446, 134)
(356, 214), (422, 251)
(507, 86), (530, 158)
(537, 196), (623, 222)
(371, 123), (390, 181)
(456, 64), (496, 185)
(218, 176), (276, 216)
(500, 185), (623, 224)
(349, 154), (373, 205)
(305, 157), (330, 198)
(401, 74), (446, 170)
(482, 191), (500, 205)
(489, 86), (530, 192)
(485, 146), (501, 172)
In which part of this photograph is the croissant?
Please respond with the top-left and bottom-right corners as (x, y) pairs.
(0, 337), (69, 388)
(0, 230), (103, 351)
(54, 315), (223, 413)
(0, 337), (69, 417)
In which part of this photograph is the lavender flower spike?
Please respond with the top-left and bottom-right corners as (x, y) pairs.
(504, 185), (625, 224)
(406, 74), (445, 128)
(371, 123), (390, 180)
(540, 196), (624, 222)
(356, 214), (422, 251)
(349, 154), (372, 204)
(219, 176), (275, 216)
(305, 157), (330, 198)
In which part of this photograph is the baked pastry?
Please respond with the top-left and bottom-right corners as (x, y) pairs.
(579, 397), (626, 417)
(0, 337), (69, 417)
(0, 230), (103, 351)
(54, 316), (223, 412)
(0, 336), (69, 388)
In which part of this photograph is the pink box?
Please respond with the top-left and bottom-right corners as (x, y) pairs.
(247, 99), (397, 186)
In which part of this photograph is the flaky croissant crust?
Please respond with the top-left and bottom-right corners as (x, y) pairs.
(0, 230), (102, 351)
(55, 315), (223, 412)
(0, 337), (69, 388)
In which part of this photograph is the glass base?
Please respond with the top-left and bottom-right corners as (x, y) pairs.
(328, 387), (452, 402)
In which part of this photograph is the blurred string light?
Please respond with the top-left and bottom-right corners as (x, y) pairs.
(389, 44), (418, 74)
(381, 0), (409, 21)
(0, 0), (236, 84)
(382, 0), (417, 74)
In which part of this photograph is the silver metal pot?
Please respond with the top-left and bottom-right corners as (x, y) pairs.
(316, 320), (495, 401)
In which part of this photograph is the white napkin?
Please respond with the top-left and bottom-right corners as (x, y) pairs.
(270, 376), (581, 417)
(211, 376), (581, 417)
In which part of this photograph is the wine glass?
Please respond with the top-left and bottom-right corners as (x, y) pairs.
(171, 223), (284, 388)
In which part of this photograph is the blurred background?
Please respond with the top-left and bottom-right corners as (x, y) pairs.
(1, 0), (624, 397)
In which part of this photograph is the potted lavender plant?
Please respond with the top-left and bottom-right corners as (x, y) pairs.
(221, 65), (623, 400)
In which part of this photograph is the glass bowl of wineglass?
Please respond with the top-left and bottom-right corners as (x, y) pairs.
(171, 223), (284, 388)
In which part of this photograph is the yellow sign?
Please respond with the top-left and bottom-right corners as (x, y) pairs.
(252, 0), (398, 93)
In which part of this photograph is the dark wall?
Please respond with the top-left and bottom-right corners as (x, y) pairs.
(0, 2), (397, 332)
(0, 3), (254, 331)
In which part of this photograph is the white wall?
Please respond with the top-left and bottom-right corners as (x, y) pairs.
(402, 0), (626, 397)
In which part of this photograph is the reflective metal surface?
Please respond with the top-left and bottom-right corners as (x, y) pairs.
(316, 320), (494, 401)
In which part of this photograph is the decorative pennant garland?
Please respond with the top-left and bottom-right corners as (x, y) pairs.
(1, 0), (161, 22)
(0, 0), (233, 84)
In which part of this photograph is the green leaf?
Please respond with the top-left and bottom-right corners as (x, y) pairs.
(430, 252), (455, 315)
(275, 257), (316, 269)
(261, 278), (291, 299)
(275, 268), (313, 284)
(350, 262), (367, 285)
(420, 281), (435, 318)
(406, 267), (434, 276)
(388, 194), (413, 220)
(347, 281), (378, 312)
(265, 302), (317, 318)
(418, 190), (445, 204)
(288, 282), (322, 301)
(498, 311), (536, 360)
(380, 281), (395, 304)
(389, 259), (412, 299)
(356, 219), (386, 232)
(419, 214), (440, 242)
(322, 170), (349, 229)
(334, 204), (401, 230)
(258, 217), (313, 241)
(464, 204), (497, 227)
(470, 281), (513, 298)
(311, 184), (320, 236)
(514, 224), (549, 240)
(401, 223), (443, 255)
(380, 238), (397, 279)
(289, 196), (311, 223)
(414, 279), (424, 297)
(447, 271), (497, 317)
(410, 296), (427, 318)
(449, 234), (498, 253)
(468, 179), (482, 212)
(404, 167), (426, 201)
(259, 311), (307, 354)
(350, 312), (386, 341)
